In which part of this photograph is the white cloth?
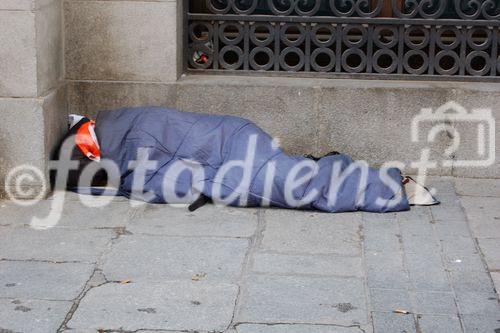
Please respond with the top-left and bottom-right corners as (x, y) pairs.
(68, 114), (85, 129)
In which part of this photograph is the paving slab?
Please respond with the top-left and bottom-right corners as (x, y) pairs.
(67, 281), (238, 332)
(430, 197), (468, 222)
(363, 232), (401, 254)
(369, 289), (411, 313)
(461, 314), (500, 333)
(237, 275), (367, 326)
(0, 261), (94, 300)
(433, 218), (472, 238)
(397, 208), (435, 239)
(455, 291), (500, 316)
(454, 178), (500, 197)
(411, 291), (458, 315)
(442, 252), (486, 273)
(0, 298), (72, 333)
(425, 178), (457, 197)
(128, 204), (258, 238)
(405, 252), (451, 292)
(492, 272), (500, 295)
(432, 210), (471, 228)
(362, 213), (400, 254)
(49, 190), (129, 203)
(460, 196), (500, 239)
(477, 238), (500, 270)
(449, 269), (495, 293)
(396, 206), (433, 224)
(235, 323), (364, 333)
(371, 312), (416, 333)
(417, 315), (463, 333)
(251, 252), (363, 277)
(440, 235), (480, 259)
(261, 210), (361, 256)
(102, 234), (249, 282)
(0, 199), (135, 229)
(401, 233), (441, 255)
(0, 177), (499, 332)
(0, 226), (114, 262)
(365, 251), (410, 290)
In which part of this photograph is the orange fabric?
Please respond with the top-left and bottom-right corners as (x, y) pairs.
(75, 120), (101, 161)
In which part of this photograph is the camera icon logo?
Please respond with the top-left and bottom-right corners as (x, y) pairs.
(411, 101), (495, 168)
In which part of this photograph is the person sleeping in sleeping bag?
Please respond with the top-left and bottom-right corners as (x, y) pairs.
(52, 107), (439, 213)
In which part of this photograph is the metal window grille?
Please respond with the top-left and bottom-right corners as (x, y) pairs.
(186, 0), (500, 81)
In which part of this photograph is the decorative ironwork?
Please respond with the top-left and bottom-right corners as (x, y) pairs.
(186, 0), (500, 80)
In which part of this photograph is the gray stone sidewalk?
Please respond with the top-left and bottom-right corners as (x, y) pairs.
(0, 178), (499, 332)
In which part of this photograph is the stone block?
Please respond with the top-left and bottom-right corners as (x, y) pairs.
(0, 98), (47, 185)
(50, 190), (129, 203)
(102, 234), (248, 282)
(128, 203), (258, 238)
(460, 196), (500, 238)
(369, 288), (411, 313)
(0, 261), (93, 300)
(251, 252), (363, 277)
(236, 323), (362, 333)
(440, 235), (479, 257)
(0, 298), (72, 333)
(397, 206), (434, 237)
(430, 197), (468, 222)
(461, 314), (500, 333)
(0, 199), (135, 229)
(365, 251), (409, 290)
(363, 231), (401, 254)
(176, 77), (319, 155)
(449, 89), (500, 178)
(0, 10), (37, 97)
(67, 281), (238, 331)
(433, 218), (471, 238)
(36, 0), (63, 95)
(456, 291), (500, 316)
(362, 213), (400, 253)
(65, 1), (179, 82)
(237, 275), (368, 326)
(67, 81), (177, 119)
(397, 207), (434, 238)
(442, 253), (486, 273)
(411, 291), (457, 315)
(0, 87), (67, 197)
(371, 312), (416, 333)
(0, 225), (114, 262)
(492, 272), (500, 295)
(425, 178), (457, 197)
(0, 0), (32, 10)
(449, 269), (494, 293)
(317, 84), (453, 175)
(405, 252), (451, 292)
(402, 234), (441, 255)
(454, 178), (500, 197)
(42, 85), (68, 159)
(417, 315), (462, 333)
(261, 210), (361, 256)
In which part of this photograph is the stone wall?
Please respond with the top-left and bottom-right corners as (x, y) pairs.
(67, 75), (500, 178)
(0, 0), (67, 198)
(1, 0), (500, 200)
(61, 0), (500, 178)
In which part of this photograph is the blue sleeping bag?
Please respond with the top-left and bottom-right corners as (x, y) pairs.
(95, 107), (409, 213)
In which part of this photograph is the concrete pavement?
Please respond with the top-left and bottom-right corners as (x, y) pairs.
(0, 178), (499, 332)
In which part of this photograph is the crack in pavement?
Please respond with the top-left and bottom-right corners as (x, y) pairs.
(233, 321), (367, 333)
(57, 226), (129, 331)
